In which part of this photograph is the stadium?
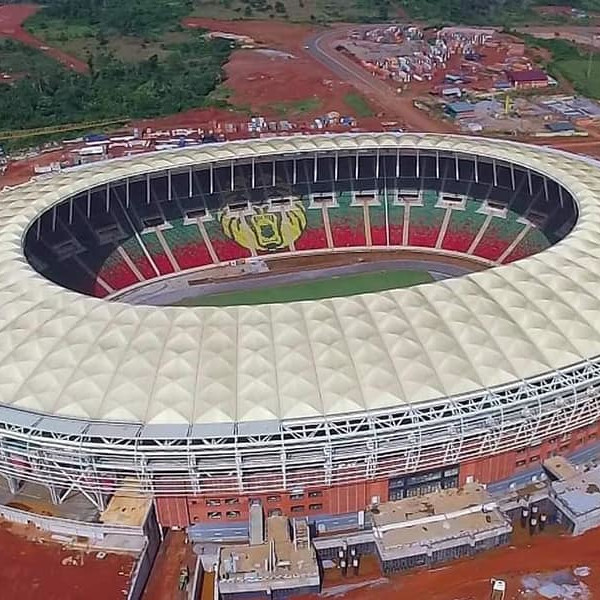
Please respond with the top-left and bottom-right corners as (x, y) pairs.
(1, 132), (600, 532)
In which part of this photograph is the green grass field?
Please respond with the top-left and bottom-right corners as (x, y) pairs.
(177, 269), (434, 306)
(343, 92), (375, 117)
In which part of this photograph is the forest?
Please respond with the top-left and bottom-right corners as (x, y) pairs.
(0, 35), (231, 132)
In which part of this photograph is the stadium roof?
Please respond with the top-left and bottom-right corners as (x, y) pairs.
(1, 133), (600, 427)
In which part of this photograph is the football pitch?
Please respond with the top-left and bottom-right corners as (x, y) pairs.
(177, 269), (434, 307)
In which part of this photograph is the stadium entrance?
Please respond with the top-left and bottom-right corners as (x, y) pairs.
(388, 466), (459, 501)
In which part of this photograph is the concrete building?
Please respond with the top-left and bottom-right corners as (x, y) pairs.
(371, 484), (512, 573)
(218, 515), (320, 599)
(547, 458), (600, 535)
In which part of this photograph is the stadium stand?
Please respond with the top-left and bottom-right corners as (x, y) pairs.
(407, 189), (443, 248)
(329, 191), (367, 248)
(161, 219), (214, 271)
(25, 154), (571, 299)
(443, 197), (487, 254)
(294, 199), (330, 251)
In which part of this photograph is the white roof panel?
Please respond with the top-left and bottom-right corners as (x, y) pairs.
(0, 133), (598, 428)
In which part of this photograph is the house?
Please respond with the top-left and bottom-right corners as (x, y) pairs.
(446, 101), (476, 119)
(507, 69), (549, 89)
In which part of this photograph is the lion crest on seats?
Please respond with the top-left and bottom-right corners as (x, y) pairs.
(219, 201), (307, 252)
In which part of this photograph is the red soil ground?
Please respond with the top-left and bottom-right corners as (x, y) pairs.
(301, 526), (600, 600)
(0, 520), (135, 600)
(0, 147), (71, 189)
(184, 18), (369, 120)
(142, 530), (195, 600)
(0, 3), (88, 73)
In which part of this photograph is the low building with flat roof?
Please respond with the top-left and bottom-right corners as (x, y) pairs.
(549, 461), (600, 535)
(446, 101), (476, 119)
(218, 515), (320, 599)
(372, 484), (512, 573)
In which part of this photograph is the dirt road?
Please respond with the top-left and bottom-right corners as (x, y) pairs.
(517, 25), (600, 48)
(142, 530), (195, 600)
(0, 4), (88, 74)
(305, 27), (455, 132)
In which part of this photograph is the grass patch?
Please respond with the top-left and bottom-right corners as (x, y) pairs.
(271, 97), (322, 116)
(205, 84), (252, 112)
(25, 16), (98, 43)
(344, 92), (375, 117)
(520, 34), (600, 98)
(176, 269), (434, 306)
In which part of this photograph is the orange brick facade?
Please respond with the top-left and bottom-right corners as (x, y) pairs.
(156, 421), (600, 528)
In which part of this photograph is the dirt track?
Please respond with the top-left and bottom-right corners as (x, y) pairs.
(517, 25), (600, 48)
(142, 530), (195, 600)
(0, 4), (88, 74)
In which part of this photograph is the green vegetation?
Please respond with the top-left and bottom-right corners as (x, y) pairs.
(176, 269), (434, 306)
(190, 0), (404, 23)
(27, 0), (194, 37)
(343, 92), (374, 117)
(521, 35), (600, 98)
(189, 0), (581, 25)
(271, 97), (322, 116)
(0, 39), (61, 77)
(22, 0), (600, 33)
(0, 35), (232, 132)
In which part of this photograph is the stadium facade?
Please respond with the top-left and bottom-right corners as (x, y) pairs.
(1, 133), (600, 529)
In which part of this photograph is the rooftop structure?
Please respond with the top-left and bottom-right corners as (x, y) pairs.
(543, 456), (580, 482)
(545, 121), (576, 133)
(446, 101), (476, 118)
(372, 484), (511, 571)
(218, 515), (320, 598)
(550, 463), (600, 535)
(100, 481), (152, 528)
(507, 69), (549, 88)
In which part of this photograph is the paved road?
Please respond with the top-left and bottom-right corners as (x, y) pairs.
(305, 27), (454, 133)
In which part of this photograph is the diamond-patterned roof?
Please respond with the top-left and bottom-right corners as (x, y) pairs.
(0, 133), (598, 426)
